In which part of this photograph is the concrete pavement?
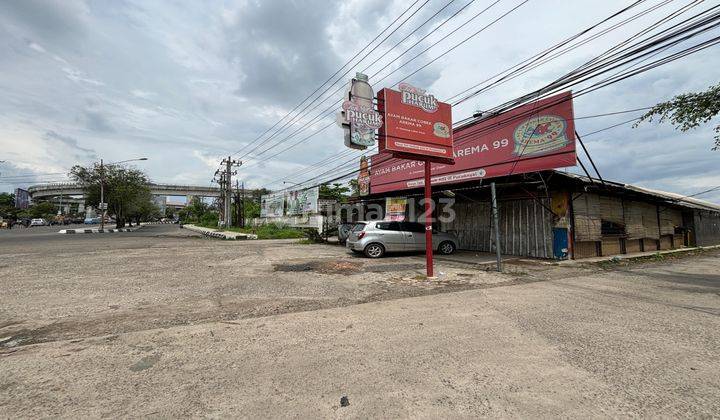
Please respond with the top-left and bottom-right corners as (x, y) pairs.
(1, 225), (719, 417)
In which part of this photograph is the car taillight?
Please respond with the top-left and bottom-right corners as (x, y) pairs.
(357, 231), (366, 239)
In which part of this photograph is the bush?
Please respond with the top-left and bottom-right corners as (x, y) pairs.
(199, 212), (219, 228)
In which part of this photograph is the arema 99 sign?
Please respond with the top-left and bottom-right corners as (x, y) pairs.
(370, 91), (577, 194)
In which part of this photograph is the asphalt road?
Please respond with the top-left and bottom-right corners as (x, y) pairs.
(0, 223), (200, 248)
(1, 225), (719, 417)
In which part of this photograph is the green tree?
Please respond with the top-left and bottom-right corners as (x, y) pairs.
(15, 201), (56, 220)
(0, 192), (14, 207)
(0, 192), (16, 219)
(178, 196), (209, 223)
(127, 190), (162, 225)
(70, 163), (152, 228)
(164, 207), (175, 219)
(635, 83), (720, 150)
(243, 198), (260, 219)
(348, 179), (359, 197)
(320, 183), (351, 203)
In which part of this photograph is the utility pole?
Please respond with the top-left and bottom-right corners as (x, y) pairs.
(234, 179), (246, 228)
(218, 156), (241, 229)
(100, 159), (105, 231)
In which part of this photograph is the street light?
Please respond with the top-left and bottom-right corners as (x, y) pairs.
(99, 157), (148, 231)
(283, 181), (301, 186)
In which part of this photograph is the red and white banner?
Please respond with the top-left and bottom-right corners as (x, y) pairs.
(370, 91), (576, 194)
(377, 84), (454, 160)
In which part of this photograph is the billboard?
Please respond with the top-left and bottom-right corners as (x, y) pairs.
(260, 192), (285, 218)
(14, 188), (30, 209)
(370, 91), (576, 194)
(285, 187), (319, 215)
(377, 83), (453, 161)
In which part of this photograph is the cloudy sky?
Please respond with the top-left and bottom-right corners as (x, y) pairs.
(1, 0), (719, 202)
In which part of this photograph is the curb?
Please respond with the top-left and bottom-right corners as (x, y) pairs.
(140, 221), (177, 225)
(181, 224), (257, 240)
(554, 244), (720, 265)
(58, 228), (138, 234)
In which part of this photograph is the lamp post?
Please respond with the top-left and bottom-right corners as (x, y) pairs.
(99, 157), (147, 231)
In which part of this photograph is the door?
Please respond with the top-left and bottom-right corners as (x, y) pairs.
(401, 222), (427, 251)
(375, 221), (406, 251)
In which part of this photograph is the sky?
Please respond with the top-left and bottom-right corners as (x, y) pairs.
(0, 0), (719, 203)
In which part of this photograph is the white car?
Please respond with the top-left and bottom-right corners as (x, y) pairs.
(30, 218), (46, 227)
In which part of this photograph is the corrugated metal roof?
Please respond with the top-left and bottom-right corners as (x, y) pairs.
(555, 171), (720, 212)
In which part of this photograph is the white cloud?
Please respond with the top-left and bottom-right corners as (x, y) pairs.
(0, 0), (718, 204)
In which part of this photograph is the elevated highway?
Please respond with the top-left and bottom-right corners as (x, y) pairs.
(28, 182), (223, 200)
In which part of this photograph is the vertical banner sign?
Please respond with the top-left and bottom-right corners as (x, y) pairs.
(358, 156), (370, 196)
(260, 192), (285, 218)
(384, 197), (407, 221)
(337, 73), (383, 150)
(377, 83), (453, 161)
(285, 187), (320, 215)
(14, 188), (30, 209)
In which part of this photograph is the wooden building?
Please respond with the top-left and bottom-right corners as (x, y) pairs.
(358, 170), (720, 260)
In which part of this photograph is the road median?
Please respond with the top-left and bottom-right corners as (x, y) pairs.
(181, 224), (258, 240)
(58, 227), (139, 234)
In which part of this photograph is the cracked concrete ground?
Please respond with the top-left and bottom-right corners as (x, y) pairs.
(1, 224), (719, 417)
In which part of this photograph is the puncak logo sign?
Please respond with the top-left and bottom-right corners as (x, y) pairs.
(398, 82), (438, 113)
(342, 101), (383, 131)
(512, 115), (569, 156)
(338, 73), (383, 149)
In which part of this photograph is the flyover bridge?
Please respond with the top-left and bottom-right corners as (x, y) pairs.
(28, 182), (223, 200)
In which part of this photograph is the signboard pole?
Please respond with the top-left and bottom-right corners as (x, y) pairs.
(491, 182), (502, 272)
(424, 161), (434, 278)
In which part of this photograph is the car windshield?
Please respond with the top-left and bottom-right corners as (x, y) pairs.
(351, 223), (366, 232)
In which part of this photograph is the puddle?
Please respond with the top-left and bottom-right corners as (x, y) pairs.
(130, 354), (161, 372)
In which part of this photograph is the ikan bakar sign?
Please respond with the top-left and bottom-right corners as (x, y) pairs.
(370, 91), (576, 194)
(377, 83), (453, 160)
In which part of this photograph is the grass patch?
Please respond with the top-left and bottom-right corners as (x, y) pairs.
(224, 223), (306, 240)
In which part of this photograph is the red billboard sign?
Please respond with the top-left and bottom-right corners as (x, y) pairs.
(377, 84), (453, 160)
(370, 91), (576, 194)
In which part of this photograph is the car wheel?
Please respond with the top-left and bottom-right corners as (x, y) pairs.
(438, 241), (456, 255)
(364, 243), (385, 258)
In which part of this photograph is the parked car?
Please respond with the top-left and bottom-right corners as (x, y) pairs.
(30, 218), (47, 227)
(84, 217), (101, 225)
(346, 221), (458, 258)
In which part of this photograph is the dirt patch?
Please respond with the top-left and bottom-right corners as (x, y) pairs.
(274, 260), (363, 274)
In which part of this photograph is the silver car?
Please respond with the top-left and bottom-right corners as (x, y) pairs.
(346, 221), (458, 258)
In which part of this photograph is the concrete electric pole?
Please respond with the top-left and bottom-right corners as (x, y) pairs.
(219, 156), (241, 229)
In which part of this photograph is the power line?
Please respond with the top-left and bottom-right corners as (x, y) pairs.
(233, 0), (433, 162)
(227, 0), (427, 159)
(236, 0), (506, 165)
(275, 31), (720, 193)
(241, 0), (660, 171)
